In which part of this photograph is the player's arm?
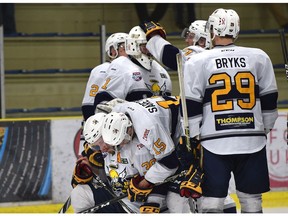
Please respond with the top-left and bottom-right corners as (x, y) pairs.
(82, 70), (99, 121)
(146, 33), (180, 71)
(162, 44), (180, 70)
(143, 125), (179, 184)
(258, 52), (278, 132)
(93, 91), (114, 111)
(71, 184), (95, 213)
(82, 105), (96, 121)
(182, 59), (203, 138)
(141, 21), (180, 70)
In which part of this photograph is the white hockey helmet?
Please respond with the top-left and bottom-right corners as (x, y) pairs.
(125, 26), (153, 70)
(185, 20), (211, 49)
(101, 112), (132, 146)
(83, 113), (106, 144)
(205, 8), (240, 40)
(105, 32), (128, 59)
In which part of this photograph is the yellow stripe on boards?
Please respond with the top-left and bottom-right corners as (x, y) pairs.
(0, 191), (287, 213)
(0, 203), (74, 213)
(230, 191), (288, 209)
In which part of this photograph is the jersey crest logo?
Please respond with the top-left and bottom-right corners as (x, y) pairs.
(145, 79), (167, 96)
(109, 168), (128, 192)
(132, 72), (142, 81)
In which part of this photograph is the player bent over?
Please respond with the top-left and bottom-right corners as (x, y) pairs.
(111, 96), (203, 213)
(71, 112), (168, 213)
(70, 113), (128, 213)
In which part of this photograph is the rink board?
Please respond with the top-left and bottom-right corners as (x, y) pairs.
(0, 191), (287, 213)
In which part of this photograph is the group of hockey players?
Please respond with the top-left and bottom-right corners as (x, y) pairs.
(68, 7), (279, 214)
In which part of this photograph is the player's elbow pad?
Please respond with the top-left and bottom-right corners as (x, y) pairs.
(162, 45), (180, 70)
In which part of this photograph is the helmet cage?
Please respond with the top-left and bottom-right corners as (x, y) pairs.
(125, 26), (153, 70)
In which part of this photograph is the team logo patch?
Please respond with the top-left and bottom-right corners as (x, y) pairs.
(145, 80), (167, 96)
(132, 72), (142, 81)
(160, 73), (167, 79)
(121, 158), (129, 164)
(143, 129), (150, 141)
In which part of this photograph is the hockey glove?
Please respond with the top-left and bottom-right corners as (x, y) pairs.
(168, 172), (185, 194)
(140, 202), (160, 213)
(127, 175), (153, 202)
(177, 136), (201, 169)
(82, 143), (104, 169)
(180, 164), (203, 199)
(71, 162), (93, 188)
(96, 98), (127, 114)
(139, 21), (166, 40)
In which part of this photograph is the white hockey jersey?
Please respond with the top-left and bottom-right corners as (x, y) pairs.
(71, 136), (168, 213)
(81, 62), (110, 120)
(94, 56), (172, 106)
(103, 136), (167, 212)
(183, 44), (278, 155)
(112, 96), (182, 184)
(146, 35), (205, 70)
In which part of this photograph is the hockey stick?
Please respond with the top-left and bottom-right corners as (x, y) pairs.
(93, 170), (135, 213)
(176, 52), (191, 152)
(58, 196), (71, 213)
(79, 170), (188, 213)
(58, 170), (134, 214)
(279, 29), (288, 80)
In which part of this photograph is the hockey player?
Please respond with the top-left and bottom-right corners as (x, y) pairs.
(71, 96), (199, 213)
(93, 25), (172, 110)
(141, 20), (237, 213)
(100, 112), (171, 213)
(181, 8), (278, 213)
(71, 111), (169, 213)
(142, 20), (210, 71)
(107, 96), (203, 213)
(78, 33), (128, 159)
(70, 113), (129, 213)
(81, 32), (128, 121)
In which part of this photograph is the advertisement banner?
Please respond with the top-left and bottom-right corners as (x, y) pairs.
(267, 112), (288, 188)
(0, 120), (51, 203)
